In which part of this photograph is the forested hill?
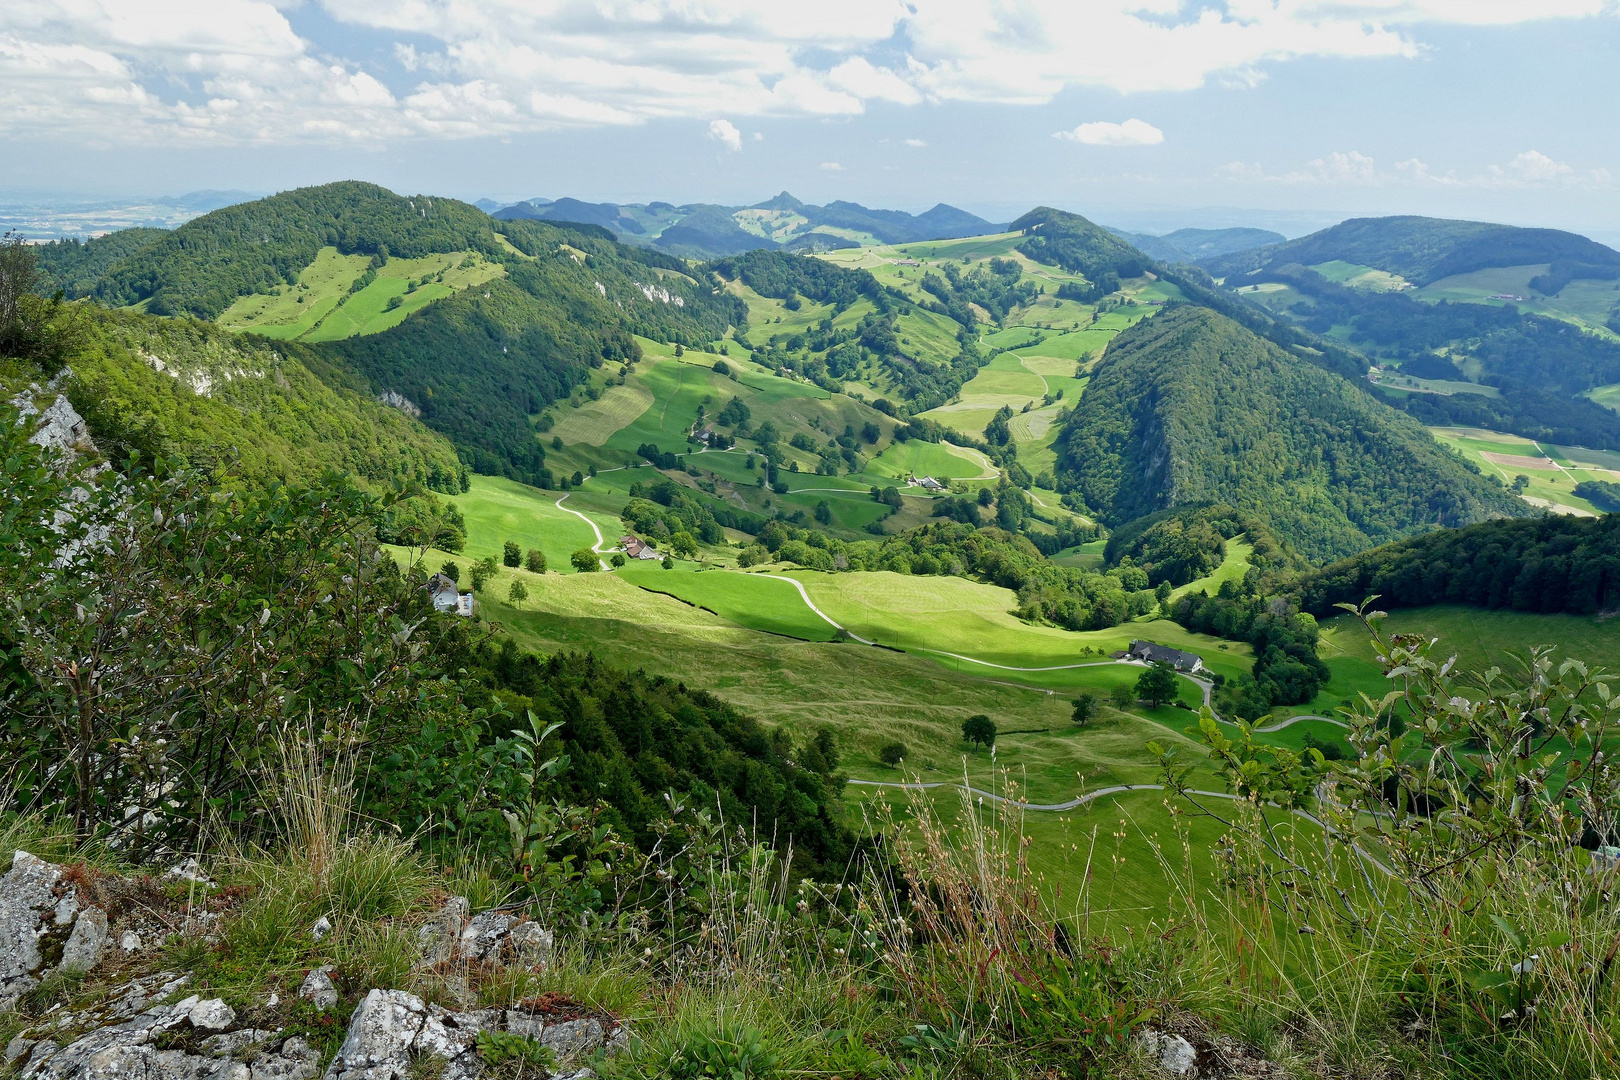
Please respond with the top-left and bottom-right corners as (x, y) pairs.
(48, 182), (506, 319)
(31, 183), (748, 488)
(1055, 305), (1526, 563)
(1008, 207), (1150, 294)
(33, 303), (466, 494)
(1203, 214), (1620, 285)
(1297, 514), (1620, 617)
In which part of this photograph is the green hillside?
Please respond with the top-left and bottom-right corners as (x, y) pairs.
(13, 303), (465, 494)
(1205, 214), (1620, 286)
(1056, 305), (1526, 561)
(43, 183), (749, 488)
(1007, 207), (1150, 296)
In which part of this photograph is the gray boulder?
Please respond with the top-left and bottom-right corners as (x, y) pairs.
(60, 908), (109, 974)
(298, 967), (339, 1011)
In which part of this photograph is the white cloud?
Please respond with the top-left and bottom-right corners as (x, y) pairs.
(707, 118), (742, 151)
(820, 161), (844, 171)
(0, 1), (1614, 144)
(1503, 149), (1571, 182)
(1054, 118), (1163, 146)
(903, 137), (926, 147)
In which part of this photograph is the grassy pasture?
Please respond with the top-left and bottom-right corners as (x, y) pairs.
(1310, 260), (1412, 291)
(1321, 605), (1620, 675)
(1416, 263), (1620, 336)
(1586, 382), (1620, 413)
(616, 563), (842, 641)
(435, 475), (608, 572)
(866, 439), (996, 481)
(1429, 426), (1603, 515)
(546, 384), (654, 446)
(219, 247), (503, 341)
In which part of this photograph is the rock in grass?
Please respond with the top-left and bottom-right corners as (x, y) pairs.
(61, 907), (109, 973)
(299, 967), (339, 1011)
(189, 998), (238, 1031)
(1138, 1029), (1199, 1075)
(310, 916), (332, 942)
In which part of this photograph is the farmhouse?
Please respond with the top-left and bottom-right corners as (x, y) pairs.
(914, 475), (946, 492)
(619, 535), (663, 560)
(1127, 640), (1205, 674)
(426, 573), (475, 618)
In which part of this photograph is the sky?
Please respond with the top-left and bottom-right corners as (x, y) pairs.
(5, 1), (1620, 240)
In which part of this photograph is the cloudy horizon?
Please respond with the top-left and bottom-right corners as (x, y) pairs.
(6, 2), (1620, 241)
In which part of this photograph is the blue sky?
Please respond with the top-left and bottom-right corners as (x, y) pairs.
(5, 2), (1619, 240)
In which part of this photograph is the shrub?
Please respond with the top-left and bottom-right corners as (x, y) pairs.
(879, 741), (908, 767)
(570, 548), (599, 573)
(525, 548), (546, 573)
(1109, 684), (1134, 709)
(610, 552), (627, 568)
(503, 541), (521, 568)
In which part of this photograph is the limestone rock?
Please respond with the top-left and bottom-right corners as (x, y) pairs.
(1139, 1029), (1200, 1076)
(310, 917), (332, 942)
(0, 851), (70, 1008)
(25, 395), (91, 455)
(299, 967), (339, 1011)
(120, 931), (143, 954)
(189, 999), (238, 1031)
(21, 991), (316, 1080)
(321, 989), (479, 1080)
(507, 923), (553, 969)
(417, 897), (470, 966)
(61, 907), (109, 973)
(457, 913), (517, 961)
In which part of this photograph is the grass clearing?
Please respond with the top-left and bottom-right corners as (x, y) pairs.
(547, 384), (655, 446)
(866, 440), (996, 481)
(219, 247), (504, 342)
(1586, 383), (1620, 413)
(616, 564), (841, 641)
(1430, 426), (1604, 514)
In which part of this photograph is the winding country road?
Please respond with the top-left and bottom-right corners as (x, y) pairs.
(554, 493), (611, 571)
(754, 574), (875, 644)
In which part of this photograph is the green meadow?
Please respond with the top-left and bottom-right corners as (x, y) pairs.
(218, 246), (504, 341)
(1588, 382), (1620, 412)
(1429, 425), (1606, 514)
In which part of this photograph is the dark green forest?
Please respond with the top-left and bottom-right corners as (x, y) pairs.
(1297, 514), (1620, 617)
(1240, 264), (1620, 449)
(1008, 207), (1148, 293)
(1055, 305), (1526, 562)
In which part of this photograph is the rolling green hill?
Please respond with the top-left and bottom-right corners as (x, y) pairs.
(1205, 214), (1620, 287)
(35, 183), (749, 488)
(1056, 305), (1526, 561)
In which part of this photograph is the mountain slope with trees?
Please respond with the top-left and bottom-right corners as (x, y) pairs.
(1055, 305), (1526, 562)
(1204, 214), (1620, 285)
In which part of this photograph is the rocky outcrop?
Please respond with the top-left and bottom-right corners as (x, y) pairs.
(323, 990), (622, 1080)
(1, 854), (614, 1080)
(0, 851), (99, 1009)
(15, 990), (320, 1080)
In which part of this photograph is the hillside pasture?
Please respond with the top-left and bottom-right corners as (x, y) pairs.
(546, 383), (655, 446)
(1430, 426), (1603, 515)
(1586, 383), (1620, 413)
(867, 439), (997, 481)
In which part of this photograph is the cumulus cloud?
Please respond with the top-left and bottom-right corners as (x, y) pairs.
(1054, 118), (1163, 146)
(1502, 149), (1571, 182)
(0, 1), (1614, 144)
(820, 161), (844, 171)
(708, 118), (742, 151)
(903, 137), (926, 147)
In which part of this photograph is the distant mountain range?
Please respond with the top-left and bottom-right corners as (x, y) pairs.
(484, 191), (1002, 258)
(1105, 226), (1284, 263)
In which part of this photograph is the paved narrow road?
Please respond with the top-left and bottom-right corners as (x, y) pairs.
(756, 574), (875, 644)
(555, 493), (611, 571)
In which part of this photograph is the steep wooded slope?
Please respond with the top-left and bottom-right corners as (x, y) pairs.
(61, 305), (466, 492)
(1056, 305), (1525, 562)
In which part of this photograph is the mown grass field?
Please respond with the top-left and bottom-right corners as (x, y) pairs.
(219, 246), (503, 341)
(1588, 382), (1620, 413)
(1429, 426), (1604, 514)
